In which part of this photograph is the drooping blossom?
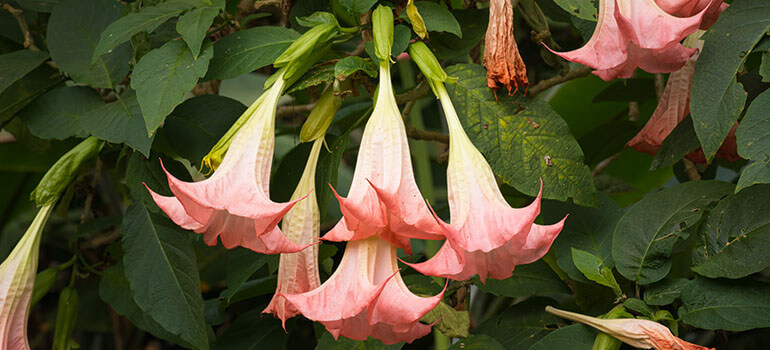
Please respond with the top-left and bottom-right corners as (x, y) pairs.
(627, 31), (739, 163)
(0, 204), (53, 350)
(147, 71), (307, 254)
(320, 58), (444, 253)
(281, 236), (443, 344)
(547, 0), (717, 81)
(406, 79), (565, 282)
(546, 306), (714, 350)
(484, 0), (528, 94)
(656, 0), (727, 29)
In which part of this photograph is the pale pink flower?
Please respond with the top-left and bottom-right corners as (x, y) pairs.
(0, 204), (53, 350)
(147, 72), (307, 254)
(546, 306), (714, 350)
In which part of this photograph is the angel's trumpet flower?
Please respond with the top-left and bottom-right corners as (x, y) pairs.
(281, 236), (443, 344)
(546, 306), (714, 350)
(147, 69), (307, 254)
(0, 204), (53, 349)
(321, 6), (444, 253)
(484, 0), (528, 94)
(546, 0), (717, 81)
(407, 42), (566, 282)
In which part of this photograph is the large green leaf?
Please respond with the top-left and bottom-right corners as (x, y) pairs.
(529, 324), (595, 350)
(206, 26), (300, 80)
(612, 181), (733, 285)
(475, 260), (570, 298)
(131, 40), (213, 135)
(18, 86), (98, 139)
(99, 262), (192, 347)
(223, 248), (267, 302)
(124, 152), (191, 213)
(643, 278), (689, 306)
(336, 0), (377, 18)
(735, 89), (770, 191)
(121, 202), (209, 350)
(0, 50), (49, 95)
(15, 0), (61, 12)
(571, 248), (622, 296)
(334, 56), (378, 80)
(679, 278), (770, 331)
(544, 193), (622, 282)
(690, 0), (770, 159)
(445, 64), (596, 206)
(0, 65), (64, 123)
(421, 301), (470, 338)
(80, 89), (154, 156)
(474, 299), (560, 349)
(431, 8), (487, 59)
(211, 311), (287, 350)
(176, 0), (223, 58)
(47, 0), (131, 89)
(92, 0), (204, 62)
(162, 94), (246, 165)
(414, 2), (462, 37)
(448, 334), (504, 350)
(691, 184), (770, 278)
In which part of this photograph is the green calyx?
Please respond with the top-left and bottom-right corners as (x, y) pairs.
(31, 136), (104, 207)
(372, 5), (394, 64)
(592, 306), (633, 350)
(408, 41), (457, 95)
(273, 23), (337, 68)
(300, 86), (342, 142)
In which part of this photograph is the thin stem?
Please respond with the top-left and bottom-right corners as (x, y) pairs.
(528, 65), (592, 97)
(2, 4), (39, 51)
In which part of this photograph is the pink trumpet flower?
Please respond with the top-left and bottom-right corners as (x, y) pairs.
(321, 62), (444, 253)
(263, 139), (323, 326)
(281, 236), (443, 344)
(0, 204), (53, 350)
(547, 0), (716, 81)
(408, 82), (566, 282)
(546, 306), (714, 350)
(146, 71), (307, 254)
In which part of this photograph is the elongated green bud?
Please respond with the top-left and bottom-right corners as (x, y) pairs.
(31, 136), (104, 206)
(372, 5), (394, 64)
(408, 41), (457, 95)
(31, 267), (58, 307)
(52, 286), (79, 350)
(300, 87), (341, 142)
(274, 23), (337, 68)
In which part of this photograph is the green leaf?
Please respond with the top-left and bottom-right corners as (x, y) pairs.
(643, 278), (689, 306)
(336, 0), (377, 17)
(124, 152), (191, 213)
(691, 184), (770, 278)
(571, 248), (622, 296)
(690, 0), (770, 159)
(735, 89), (770, 191)
(448, 334), (504, 350)
(612, 180), (733, 285)
(592, 78), (656, 103)
(414, 2), (461, 37)
(92, 0), (204, 63)
(529, 324), (595, 350)
(121, 202), (209, 350)
(421, 301), (470, 338)
(18, 86), (98, 140)
(80, 89), (154, 156)
(99, 262), (193, 347)
(162, 94), (246, 165)
(623, 298), (655, 319)
(761, 51), (770, 82)
(334, 56), (378, 80)
(551, 0), (597, 21)
(474, 299), (560, 349)
(544, 193), (622, 282)
(431, 8), (487, 59)
(47, 0), (131, 89)
(445, 63), (597, 206)
(650, 116), (701, 171)
(223, 248), (267, 302)
(286, 64), (335, 94)
(131, 40), (213, 135)
(15, 0), (61, 12)
(475, 260), (570, 298)
(0, 50), (49, 95)
(206, 26), (300, 80)
(315, 331), (403, 350)
(679, 278), (770, 331)
(211, 311), (287, 349)
(0, 65), (64, 123)
(296, 11), (340, 27)
(176, 0), (223, 58)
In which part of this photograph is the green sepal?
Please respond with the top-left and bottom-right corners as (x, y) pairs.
(408, 41), (456, 95)
(300, 87), (341, 142)
(31, 137), (104, 206)
(52, 287), (80, 350)
(273, 23), (337, 68)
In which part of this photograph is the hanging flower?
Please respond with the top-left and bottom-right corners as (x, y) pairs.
(0, 204), (54, 350)
(484, 0), (528, 94)
(146, 70), (307, 254)
(627, 31), (739, 163)
(656, 0), (727, 29)
(547, 0), (715, 81)
(546, 306), (714, 350)
(280, 236), (443, 344)
(320, 7), (444, 253)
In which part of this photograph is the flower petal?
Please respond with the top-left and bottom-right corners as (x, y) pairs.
(615, 0), (707, 50)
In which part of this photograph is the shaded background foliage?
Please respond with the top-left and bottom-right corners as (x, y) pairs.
(1, 0), (769, 349)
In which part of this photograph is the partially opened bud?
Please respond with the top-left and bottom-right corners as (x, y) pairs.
(31, 136), (103, 206)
